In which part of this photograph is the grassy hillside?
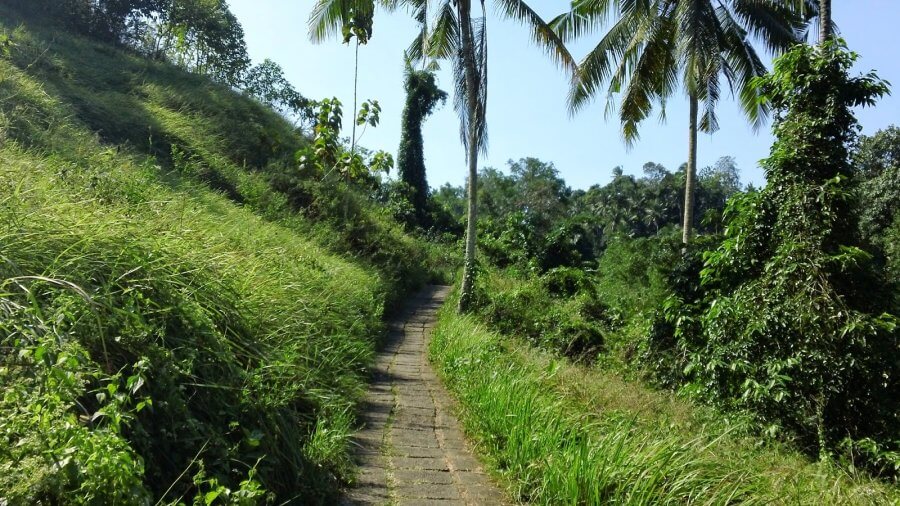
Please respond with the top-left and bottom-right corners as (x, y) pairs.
(0, 5), (444, 503)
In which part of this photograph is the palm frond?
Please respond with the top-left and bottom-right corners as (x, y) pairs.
(731, 0), (806, 52)
(494, 0), (577, 72)
(568, 11), (641, 113)
(550, 0), (618, 43)
(406, 0), (429, 62)
(452, 45), (469, 150)
(698, 65), (721, 133)
(309, 0), (362, 43)
(309, 0), (406, 43)
(616, 10), (677, 144)
(451, 0), (489, 157)
(473, 8), (489, 154)
(716, 3), (769, 129)
(425, 0), (460, 60)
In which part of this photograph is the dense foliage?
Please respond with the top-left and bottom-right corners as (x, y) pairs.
(856, 126), (900, 304)
(424, 155), (741, 368)
(3, 0), (900, 501)
(649, 41), (899, 476)
(434, 156), (744, 273)
(429, 290), (899, 504)
(431, 44), (900, 483)
(8, 0), (312, 124)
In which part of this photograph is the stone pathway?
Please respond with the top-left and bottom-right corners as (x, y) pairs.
(342, 285), (507, 506)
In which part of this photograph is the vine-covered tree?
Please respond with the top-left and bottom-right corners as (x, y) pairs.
(669, 41), (897, 470)
(397, 57), (447, 226)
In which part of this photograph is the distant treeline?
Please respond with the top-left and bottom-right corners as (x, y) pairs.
(426, 156), (743, 270)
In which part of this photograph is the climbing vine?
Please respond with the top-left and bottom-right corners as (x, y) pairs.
(656, 41), (899, 476)
(396, 59), (447, 227)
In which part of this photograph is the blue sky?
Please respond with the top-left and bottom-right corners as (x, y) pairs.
(228, 0), (900, 190)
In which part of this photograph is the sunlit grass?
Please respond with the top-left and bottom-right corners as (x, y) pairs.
(430, 295), (899, 505)
(0, 5), (443, 502)
(0, 138), (385, 500)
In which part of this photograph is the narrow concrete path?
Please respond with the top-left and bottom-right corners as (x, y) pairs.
(342, 285), (506, 506)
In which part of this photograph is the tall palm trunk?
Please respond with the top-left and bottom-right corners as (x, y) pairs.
(351, 39), (360, 153)
(458, 135), (479, 312)
(818, 0), (832, 45)
(682, 94), (698, 245)
(458, 1), (480, 313)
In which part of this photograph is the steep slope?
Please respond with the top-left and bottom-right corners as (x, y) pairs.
(0, 5), (437, 503)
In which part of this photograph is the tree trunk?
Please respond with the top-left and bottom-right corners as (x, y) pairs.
(351, 39), (359, 154)
(458, 141), (479, 312)
(682, 95), (698, 245)
(818, 0), (832, 45)
(457, 2), (480, 313)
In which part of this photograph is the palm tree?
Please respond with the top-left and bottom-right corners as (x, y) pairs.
(446, 0), (575, 312)
(552, 0), (806, 244)
(416, 0), (489, 312)
(411, 0), (576, 311)
(312, 0), (574, 312)
(817, 0), (830, 43)
(780, 1), (830, 44)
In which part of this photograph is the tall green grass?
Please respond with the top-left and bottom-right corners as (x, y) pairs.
(0, 141), (383, 501)
(429, 293), (899, 504)
(0, 5), (444, 502)
(0, 4), (439, 306)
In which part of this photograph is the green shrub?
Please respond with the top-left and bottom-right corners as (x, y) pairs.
(541, 267), (591, 298)
(474, 269), (610, 359)
(594, 235), (676, 322)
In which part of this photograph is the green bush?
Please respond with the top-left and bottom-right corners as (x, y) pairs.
(541, 267), (592, 298)
(594, 235), (676, 322)
(474, 269), (611, 359)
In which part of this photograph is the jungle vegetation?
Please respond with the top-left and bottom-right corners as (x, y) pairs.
(0, 0), (897, 503)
